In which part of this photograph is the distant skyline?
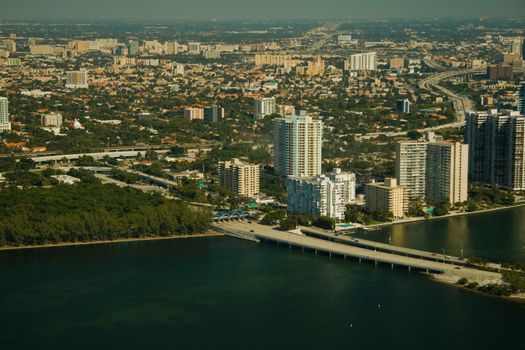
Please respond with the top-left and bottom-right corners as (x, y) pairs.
(2, 0), (525, 20)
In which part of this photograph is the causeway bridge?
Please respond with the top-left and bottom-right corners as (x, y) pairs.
(214, 222), (502, 285)
(301, 227), (470, 267)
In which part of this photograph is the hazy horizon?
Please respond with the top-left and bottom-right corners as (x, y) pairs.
(2, 0), (525, 21)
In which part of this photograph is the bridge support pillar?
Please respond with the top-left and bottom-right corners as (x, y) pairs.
(315, 250), (317, 255)
(375, 260), (378, 267)
(408, 266), (411, 272)
(391, 264), (394, 269)
(426, 269), (429, 275)
(302, 247), (304, 253)
(359, 258), (362, 263)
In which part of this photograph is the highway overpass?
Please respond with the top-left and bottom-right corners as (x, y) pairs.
(30, 150), (169, 163)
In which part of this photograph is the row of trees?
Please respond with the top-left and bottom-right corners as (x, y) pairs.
(0, 157), (35, 172)
(344, 205), (393, 225)
(0, 184), (211, 247)
(259, 209), (336, 231)
(1, 167), (101, 187)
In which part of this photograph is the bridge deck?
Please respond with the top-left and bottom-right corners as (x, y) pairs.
(300, 227), (469, 266)
(218, 222), (502, 285)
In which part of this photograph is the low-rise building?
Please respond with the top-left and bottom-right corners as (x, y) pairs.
(364, 178), (405, 219)
(219, 159), (260, 198)
(41, 113), (63, 128)
(390, 58), (405, 70)
(184, 107), (204, 121)
(51, 175), (82, 185)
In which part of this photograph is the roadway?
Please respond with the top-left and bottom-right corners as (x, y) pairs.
(354, 66), (484, 141)
(300, 226), (471, 267)
(4, 141), (218, 161)
(299, 22), (343, 53)
(216, 221), (502, 286)
(354, 121), (466, 141)
(300, 226), (503, 271)
(53, 165), (213, 208)
(30, 150), (170, 163)
(419, 66), (485, 122)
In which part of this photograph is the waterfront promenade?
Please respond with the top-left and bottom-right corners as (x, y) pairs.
(214, 222), (502, 286)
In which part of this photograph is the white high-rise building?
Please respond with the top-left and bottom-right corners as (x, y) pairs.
(519, 83), (525, 115)
(287, 169), (356, 220)
(396, 140), (470, 205)
(395, 141), (428, 202)
(346, 52), (377, 71)
(511, 37), (524, 59)
(273, 115), (323, 177)
(253, 97), (276, 120)
(0, 97), (10, 132)
(329, 168), (356, 204)
(426, 142), (469, 205)
(66, 70), (89, 89)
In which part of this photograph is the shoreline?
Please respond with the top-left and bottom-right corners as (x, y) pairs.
(431, 273), (525, 302)
(0, 232), (223, 252)
(366, 203), (525, 229)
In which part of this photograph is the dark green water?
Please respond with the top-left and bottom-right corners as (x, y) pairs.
(1, 207), (525, 350)
(354, 206), (525, 264)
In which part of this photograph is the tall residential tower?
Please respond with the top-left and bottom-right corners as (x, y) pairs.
(273, 115), (323, 177)
(519, 83), (525, 115)
(395, 141), (427, 202)
(426, 142), (469, 205)
(254, 97), (276, 120)
(466, 110), (525, 191)
(0, 97), (10, 132)
(396, 140), (469, 205)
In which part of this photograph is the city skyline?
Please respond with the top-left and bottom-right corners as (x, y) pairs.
(1, 0), (525, 20)
(1, 4), (525, 346)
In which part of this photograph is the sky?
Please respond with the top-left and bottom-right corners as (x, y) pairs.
(2, 0), (525, 20)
